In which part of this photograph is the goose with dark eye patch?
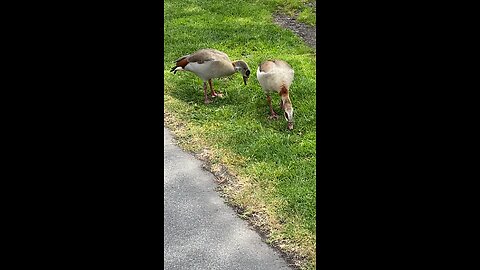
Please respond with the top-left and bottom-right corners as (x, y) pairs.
(256, 59), (295, 130)
(170, 48), (251, 104)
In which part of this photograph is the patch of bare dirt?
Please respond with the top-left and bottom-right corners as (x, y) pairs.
(273, 13), (316, 50)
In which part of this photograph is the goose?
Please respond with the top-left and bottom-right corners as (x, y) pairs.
(170, 48), (251, 104)
(256, 59), (295, 130)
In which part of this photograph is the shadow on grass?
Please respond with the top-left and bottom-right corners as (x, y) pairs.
(166, 75), (300, 134)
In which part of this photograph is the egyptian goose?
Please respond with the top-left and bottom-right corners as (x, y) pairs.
(170, 49), (251, 104)
(256, 60), (295, 130)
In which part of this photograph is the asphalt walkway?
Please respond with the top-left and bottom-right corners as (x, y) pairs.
(164, 127), (291, 270)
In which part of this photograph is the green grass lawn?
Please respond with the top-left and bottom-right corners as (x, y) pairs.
(271, 0), (316, 26)
(164, 0), (316, 269)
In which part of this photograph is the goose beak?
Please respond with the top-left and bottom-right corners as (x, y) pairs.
(243, 76), (249, 85)
(287, 122), (294, 130)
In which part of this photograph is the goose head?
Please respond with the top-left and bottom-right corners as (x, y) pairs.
(233, 60), (251, 85)
(282, 101), (294, 130)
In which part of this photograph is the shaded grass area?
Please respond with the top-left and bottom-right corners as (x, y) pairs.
(164, 0), (316, 269)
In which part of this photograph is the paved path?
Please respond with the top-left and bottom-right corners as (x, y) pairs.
(164, 127), (291, 270)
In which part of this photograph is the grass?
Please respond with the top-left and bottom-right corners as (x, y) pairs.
(297, 7), (316, 26)
(270, 0), (316, 26)
(164, 0), (316, 269)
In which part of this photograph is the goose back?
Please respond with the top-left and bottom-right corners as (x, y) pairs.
(173, 49), (235, 81)
(256, 60), (294, 93)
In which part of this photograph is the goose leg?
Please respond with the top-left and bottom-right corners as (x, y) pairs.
(209, 79), (222, 98)
(203, 82), (211, 104)
(267, 95), (278, 119)
(208, 79), (217, 97)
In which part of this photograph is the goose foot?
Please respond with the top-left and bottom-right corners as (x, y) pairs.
(268, 113), (279, 120)
(204, 99), (212, 104)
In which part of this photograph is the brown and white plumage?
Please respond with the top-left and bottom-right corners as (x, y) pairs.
(256, 59), (295, 130)
(170, 49), (250, 104)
